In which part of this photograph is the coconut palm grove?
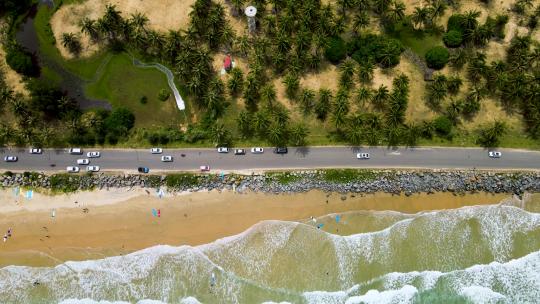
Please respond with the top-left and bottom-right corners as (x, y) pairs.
(0, 0), (539, 148)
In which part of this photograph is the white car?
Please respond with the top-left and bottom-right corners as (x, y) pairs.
(200, 165), (210, 172)
(356, 153), (370, 159)
(488, 151), (502, 158)
(29, 148), (42, 154)
(87, 151), (100, 158)
(251, 147), (264, 154)
(217, 147), (229, 153)
(77, 159), (90, 165)
(161, 155), (173, 162)
(66, 166), (80, 173)
(69, 148), (83, 155)
(151, 148), (163, 154)
(4, 156), (18, 162)
(86, 166), (100, 172)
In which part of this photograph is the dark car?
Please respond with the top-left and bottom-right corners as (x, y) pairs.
(138, 167), (150, 173)
(273, 147), (288, 154)
(234, 149), (246, 155)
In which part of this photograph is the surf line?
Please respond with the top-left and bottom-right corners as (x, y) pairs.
(129, 54), (185, 111)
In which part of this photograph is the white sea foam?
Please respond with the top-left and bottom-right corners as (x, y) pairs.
(303, 284), (359, 304)
(460, 286), (507, 303)
(344, 285), (417, 304)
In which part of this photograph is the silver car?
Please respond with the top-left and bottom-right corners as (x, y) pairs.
(4, 156), (18, 162)
(356, 153), (370, 159)
(86, 166), (100, 172)
(151, 148), (163, 154)
(29, 148), (42, 154)
(161, 155), (173, 162)
(217, 147), (229, 153)
(251, 147), (264, 154)
(66, 166), (80, 173)
(488, 151), (502, 158)
(87, 151), (100, 158)
(77, 159), (90, 165)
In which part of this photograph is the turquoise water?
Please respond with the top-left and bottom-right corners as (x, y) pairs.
(1, 197), (539, 303)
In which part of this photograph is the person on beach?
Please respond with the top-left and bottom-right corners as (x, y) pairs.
(2, 235), (6, 242)
(7, 228), (12, 237)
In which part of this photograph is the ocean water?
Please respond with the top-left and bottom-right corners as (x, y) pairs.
(1, 196), (540, 303)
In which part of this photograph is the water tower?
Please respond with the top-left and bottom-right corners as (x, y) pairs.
(245, 6), (257, 34)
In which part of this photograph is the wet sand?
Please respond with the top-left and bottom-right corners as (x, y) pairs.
(0, 189), (507, 267)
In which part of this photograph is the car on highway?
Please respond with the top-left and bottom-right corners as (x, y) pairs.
(77, 159), (90, 165)
(273, 147), (288, 154)
(69, 148), (83, 155)
(86, 166), (100, 172)
(200, 165), (210, 172)
(151, 148), (163, 154)
(4, 156), (18, 162)
(87, 151), (100, 158)
(161, 155), (173, 162)
(66, 166), (80, 173)
(251, 147), (264, 154)
(217, 147), (229, 153)
(234, 149), (246, 155)
(356, 153), (370, 159)
(29, 148), (42, 154)
(138, 167), (150, 173)
(488, 151), (502, 158)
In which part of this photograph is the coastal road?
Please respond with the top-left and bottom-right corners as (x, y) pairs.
(1, 147), (540, 173)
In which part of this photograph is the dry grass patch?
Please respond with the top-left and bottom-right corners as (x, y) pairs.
(51, 0), (196, 58)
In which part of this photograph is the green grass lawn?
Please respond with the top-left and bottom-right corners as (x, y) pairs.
(389, 23), (442, 57)
(85, 53), (183, 127)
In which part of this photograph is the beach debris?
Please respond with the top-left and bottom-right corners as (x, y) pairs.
(82, 208), (89, 214)
(184, 213), (188, 217)
(340, 195), (347, 201)
(51, 209), (56, 218)
(74, 201), (78, 204)
(145, 190), (150, 195)
(33, 281), (40, 286)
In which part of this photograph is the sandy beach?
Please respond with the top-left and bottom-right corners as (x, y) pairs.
(0, 188), (508, 267)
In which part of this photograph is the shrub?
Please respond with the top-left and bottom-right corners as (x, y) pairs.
(425, 46), (450, 70)
(166, 174), (200, 188)
(139, 96), (148, 104)
(324, 36), (347, 64)
(443, 30), (463, 47)
(6, 45), (37, 76)
(350, 34), (403, 68)
(104, 107), (135, 135)
(50, 174), (81, 193)
(447, 14), (465, 33)
(157, 89), (170, 101)
(433, 116), (453, 136)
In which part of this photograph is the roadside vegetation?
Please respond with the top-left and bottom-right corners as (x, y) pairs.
(0, 0), (539, 149)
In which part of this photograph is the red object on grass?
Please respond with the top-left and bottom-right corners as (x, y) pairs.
(224, 55), (232, 71)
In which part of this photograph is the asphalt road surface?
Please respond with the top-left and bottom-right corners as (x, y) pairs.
(1, 147), (540, 173)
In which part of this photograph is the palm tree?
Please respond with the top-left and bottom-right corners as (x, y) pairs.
(254, 110), (271, 137)
(425, 81), (447, 109)
(267, 122), (288, 146)
(146, 30), (165, 56)
(355, 87), (372, 107)
(358, 62), (374, 84)
(373, 0), (392, 15)
(289, 123), (309, 146)
(352, 12), (370, 36)
(299, 88), (316, 116)
(209, 123), (230, 146)
(372, 85), (389, 111)
(385, 1), (406, 25)
(80, 18), (99, 42)
(261, 83), (277, 110)
(235, 35), (251, 57)
(282, 72), (300, 100)
(230, 0), (246, 17)
(0, 87), (14, 110)
(243, 74), (261, 112)
(339, 58), (357, 90)
(428, 0), (447, 22)
(61, 33), (82, 55)
(332, 88), (350, 131)
(476, 121), (506, 147)
(129, 12), (149, 33)
(446, 75), (463, 95)
(404, 123), (421, 147)
(411, 7), (430, 29)
(10, 98), (26, 119)
(461, 10), (481, 31)
(236, 110), (254, 138)
(346, 123), (364, 146)
(315, 88), (332, 121)
(392, 73), (410, 97)
(228, 67), (244, 97)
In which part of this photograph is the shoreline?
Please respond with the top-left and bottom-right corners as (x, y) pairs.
(0, 189), (511, 268)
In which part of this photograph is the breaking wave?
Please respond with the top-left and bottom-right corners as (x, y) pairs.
(1, 204), (539, 303)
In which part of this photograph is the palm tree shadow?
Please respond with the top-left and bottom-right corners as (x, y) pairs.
(294, 147), (310, 157)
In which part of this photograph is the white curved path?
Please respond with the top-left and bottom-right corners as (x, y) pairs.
(132, 58), (185, 110)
